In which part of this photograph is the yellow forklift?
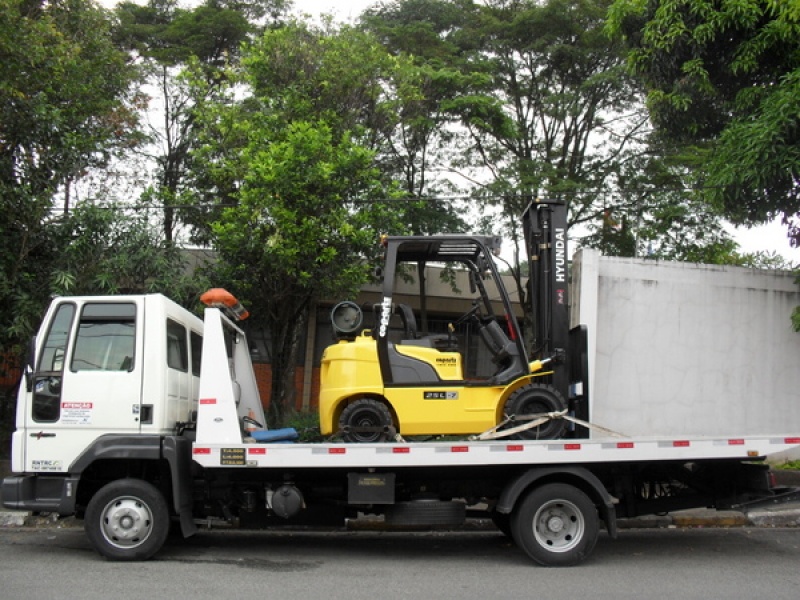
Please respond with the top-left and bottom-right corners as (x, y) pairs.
(318, 200), (589, 442)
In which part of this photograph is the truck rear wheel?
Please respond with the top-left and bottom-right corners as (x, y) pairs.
(85, 478), (169, 561)
(511, 483), (598, 566)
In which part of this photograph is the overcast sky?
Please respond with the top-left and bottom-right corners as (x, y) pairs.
(292, 0), (379, 21)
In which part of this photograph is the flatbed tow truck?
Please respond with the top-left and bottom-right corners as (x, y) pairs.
(3, 202), (800, 566)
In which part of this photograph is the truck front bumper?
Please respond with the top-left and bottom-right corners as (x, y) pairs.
(2, 474), (79, 516)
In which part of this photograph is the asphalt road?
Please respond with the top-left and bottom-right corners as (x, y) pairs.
(2, 526), (800, 600)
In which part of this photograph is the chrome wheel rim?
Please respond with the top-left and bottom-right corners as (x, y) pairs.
(99, 496), (154, 550)
(532, 498), (584, 553)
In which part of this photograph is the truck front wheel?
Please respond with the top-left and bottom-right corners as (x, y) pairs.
(511, 483), (598, 567)
(85, 478), (170, 561)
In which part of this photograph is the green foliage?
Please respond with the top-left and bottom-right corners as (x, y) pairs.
(1, 0), (137, 196)
(50, 204), (209, 304)
(705, 69), (800, 228)
(366, 1), (646, 278)
(211, 118), (387, 303)
(193, 23), (404, 426)
(774, 459), (800, 471)
(112, 1), (290, 243)
(284, 410), (323, 442)
(113, 0), (269, 68)
(793, 303), (800, 332)
(607, 0), (800, 241)
(580, 144), (740, 261)
(607, 0), (800, 328)
(0, 0), (138, 356)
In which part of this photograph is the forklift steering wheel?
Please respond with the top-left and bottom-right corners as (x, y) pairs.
(453, 303), (481, 327)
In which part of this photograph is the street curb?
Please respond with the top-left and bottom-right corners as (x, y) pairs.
(0, 511), (80, 529)
(615, 506), (800, 529)
(746, 507), (800, 528)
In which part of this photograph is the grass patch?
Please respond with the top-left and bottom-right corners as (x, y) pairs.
(774, 460), (800, 470)
(284, 410), (324, 443)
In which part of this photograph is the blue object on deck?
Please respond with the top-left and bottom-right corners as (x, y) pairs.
(250, 427), (299, 443)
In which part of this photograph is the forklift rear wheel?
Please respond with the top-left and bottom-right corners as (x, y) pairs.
(511, 482), (599, 566)
(503, 384), (567, 440)
(85, 478), (170, 561)
(339, 398), (395, 443)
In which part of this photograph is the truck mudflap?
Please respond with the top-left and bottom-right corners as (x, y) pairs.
(162, 436), (198, 538)
(2, 473), (80, 515)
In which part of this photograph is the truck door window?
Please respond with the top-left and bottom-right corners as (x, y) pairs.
(32, 303), (76, 422)
(190, 331), (203, 376)
(167, 319), (188, 372)
(71, 303), (136, 372)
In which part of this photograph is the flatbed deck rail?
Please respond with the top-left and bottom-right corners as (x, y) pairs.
(191, 434), (800, 469)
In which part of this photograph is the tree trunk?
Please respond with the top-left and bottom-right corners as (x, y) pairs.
(266, 303), (309, 428)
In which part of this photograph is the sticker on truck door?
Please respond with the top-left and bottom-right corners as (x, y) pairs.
(60, 402), (93, 425)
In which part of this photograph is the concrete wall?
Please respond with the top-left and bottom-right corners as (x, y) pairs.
(573, 250), (800, 439)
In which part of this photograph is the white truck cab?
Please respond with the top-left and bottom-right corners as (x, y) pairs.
(14, 294), (203, 474)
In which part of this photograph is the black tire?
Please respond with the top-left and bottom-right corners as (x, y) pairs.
(85, 478), (170, 561)
(510, 483), (599, 567)
(339, 398), (395, 443)
(503, 383), (567, 440)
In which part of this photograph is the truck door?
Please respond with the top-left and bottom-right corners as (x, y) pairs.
(165, 319), (191, 425)
(23, 300), (143, 473)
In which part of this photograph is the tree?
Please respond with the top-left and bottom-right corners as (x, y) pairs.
(193, 24), (402, 426)
(49, 203), (209, 304)
(606, 0), (800, 245)
(112, 0), (290, 243)
(579, 138), (743, 261)
(1, 0), (138, 356)
(365, 0), (647, 342)
(461, 0), (646, 238)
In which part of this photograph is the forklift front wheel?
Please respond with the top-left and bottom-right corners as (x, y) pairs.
(339, 398), (395, 443)
(503, 383), (567, 440)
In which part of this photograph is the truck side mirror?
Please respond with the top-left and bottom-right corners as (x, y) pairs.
(24, 335), (36, 391)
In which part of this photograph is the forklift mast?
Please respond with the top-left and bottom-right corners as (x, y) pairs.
(523, 199), (589, 432)
(523, 201), (569, 361)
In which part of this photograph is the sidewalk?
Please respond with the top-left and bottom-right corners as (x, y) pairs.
(615, 504), (800, 530)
